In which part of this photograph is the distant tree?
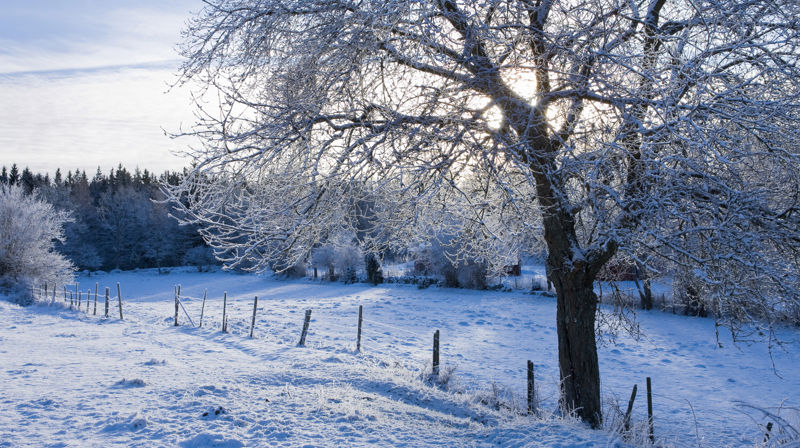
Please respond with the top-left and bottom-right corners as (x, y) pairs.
(143, 198), (182, 272)
(20, 167), (34, 194)
(8, 164), (19, 186)
(113, 164), (132, 189)
(3, 164), (207, 273)
(0, 167), (7, 185)
(172, 0), (800, 426)
(0, 185), (74, 304)
(38, 173), (49, 188)
(97, 186), (150, 269)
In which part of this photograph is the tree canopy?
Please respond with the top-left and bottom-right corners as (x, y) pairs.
(172, 0), (800, 426)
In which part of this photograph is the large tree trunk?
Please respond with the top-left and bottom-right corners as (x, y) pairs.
(550, 264), (602, 428)
(538, 206), (607, 428)
(531, 147), (608, 427)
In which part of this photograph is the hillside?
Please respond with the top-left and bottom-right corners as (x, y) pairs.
(1, 269), (798, 446)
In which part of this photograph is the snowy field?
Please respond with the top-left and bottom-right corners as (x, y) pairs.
(1, 268), (799, 447)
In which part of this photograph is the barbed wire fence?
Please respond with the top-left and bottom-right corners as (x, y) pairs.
(26, 280), (783, 446)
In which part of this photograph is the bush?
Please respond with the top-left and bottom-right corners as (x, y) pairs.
(365, 253), (383, 285)
(282, 261), (308, 278)
(456, 260), (488, 290)
(413, 238), (489, 289)
(674, 273), (708, 317)
(312, 246), (337, 280)
(312, 243), (362, 282)
(0, 185), (74, 304)
(182, 246), (218, 272)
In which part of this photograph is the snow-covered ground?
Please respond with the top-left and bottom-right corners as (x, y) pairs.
(1, 268), (798, 447)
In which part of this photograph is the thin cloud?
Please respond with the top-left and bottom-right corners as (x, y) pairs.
(0, 1), (201, 174)
(0, 1), (196, 74)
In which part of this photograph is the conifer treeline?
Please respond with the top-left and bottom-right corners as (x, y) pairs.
(0, 163), (211, 272)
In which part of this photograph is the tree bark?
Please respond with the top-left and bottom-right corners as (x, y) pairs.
(502, 96), (609, 427)
(534, 173), (607, 428)
(550, 265), (602, 428)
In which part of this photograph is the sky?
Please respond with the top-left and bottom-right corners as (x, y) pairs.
(0, 1), (201, 176)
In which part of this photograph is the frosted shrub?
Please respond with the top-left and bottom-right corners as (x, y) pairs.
(0, 185), (74, 304)
(456, 261), (489, 290)
(312, 243), (363, 282)
(420, 238), (489, 289)
(270, 256), (307, 278)
(281, 261), (308, 278)
(312, 246), (336, 280)
(336, 245), (362, 284)
(182, 245), (218, 272)
(364, 253), (383, 285)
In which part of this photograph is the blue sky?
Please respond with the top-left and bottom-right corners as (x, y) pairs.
(0, 1), (200, 175)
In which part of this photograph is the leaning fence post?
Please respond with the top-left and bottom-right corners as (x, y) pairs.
(86, 290), (91, 312)
(356, 305), (363, 352)
(647, 377), (654, 443)
(624, 384), (638, 432)
(433, 329), (440, 376)
(199, 289), (207, 328)
(249, 296), (258, 338)
(117, 283), (123, 320)
(77, 291), (82, 309)
(527, 360), (535, 414)
(174, 285), (180, 326)
(104, 287), (110, 317)
(298, 309), (312, 346)
(222, 292), (228, 333)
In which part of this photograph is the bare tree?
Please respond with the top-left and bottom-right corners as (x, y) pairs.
(170, 0), (800, 426)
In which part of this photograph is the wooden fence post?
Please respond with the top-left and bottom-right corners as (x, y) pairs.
(117, 283), (123, 320)
(105, 287), (110, 317)
(647, 377), (654, 443)
(77, 291), (82, 309)
(174, 285), (180, 326)
(70, 291), (74, 308)
(199, 289), (207, 328)
(44, 284), (48, 304)
(356, 305), (363, 352)
(624, 384), (638, 432)
(63, 286), (68, 303)
(249, 296), (258, 338)
(93, 283), (98, 315)
(222, 292), (228, 333)
(298, 309), (312, 346)
(527, 360), (535, 414)
(433, 330), (440, 376)
(86, 290), (91, 312)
